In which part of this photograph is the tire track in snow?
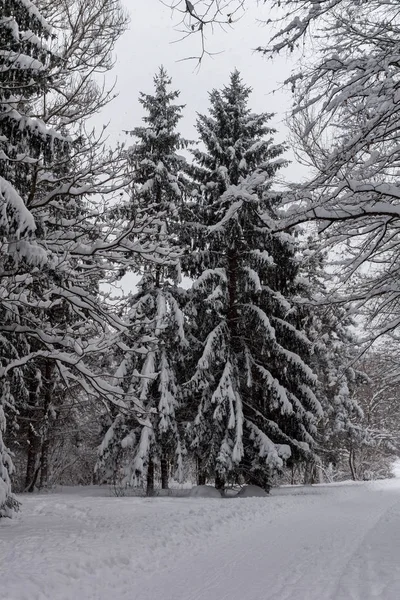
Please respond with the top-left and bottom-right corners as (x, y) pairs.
(128, 483), (400, 600)
(333, 494), (400, 599)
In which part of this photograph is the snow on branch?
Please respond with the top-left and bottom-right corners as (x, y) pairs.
(193, 267), (227, 289)
(246, 420), (290, 469)
(242, 304), (276, 340)
(18, 0), (53, 35)
(254, 362), (293, 416)
(0, 176), (35, 236)
(196, 322), (227, 372)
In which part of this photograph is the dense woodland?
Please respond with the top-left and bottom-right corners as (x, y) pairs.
(1, 0), (400, 517)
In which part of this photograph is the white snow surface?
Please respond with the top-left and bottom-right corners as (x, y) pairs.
(3, 480), (400, 599)
(188, 484), (222, 498)
(236, 484), (269, 497)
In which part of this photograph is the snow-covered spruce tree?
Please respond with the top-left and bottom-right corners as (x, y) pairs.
(98, 68), (189, 494)
(184, 71), (321, 490)
(163, 1), (400, 344)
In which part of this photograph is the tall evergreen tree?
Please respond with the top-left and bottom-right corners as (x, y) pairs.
(185, 71), (322, 490)
(98, 68), (189, 493)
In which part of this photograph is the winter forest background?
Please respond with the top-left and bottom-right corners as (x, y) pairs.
(2, 0), (400, 517)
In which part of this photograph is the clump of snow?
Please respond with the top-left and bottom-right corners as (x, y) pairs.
(391, 458), (400, 478)
(189, 485), (222, 498)
(0, 176), (36, 236)
(236, 485), (269, 498)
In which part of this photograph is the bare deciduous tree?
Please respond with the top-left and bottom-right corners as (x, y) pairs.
(162, 0), (247, 63)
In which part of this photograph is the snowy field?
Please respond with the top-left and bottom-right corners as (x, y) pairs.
(2, 481), (400, 600)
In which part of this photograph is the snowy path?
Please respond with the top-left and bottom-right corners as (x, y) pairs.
(2, 481), (400, 600)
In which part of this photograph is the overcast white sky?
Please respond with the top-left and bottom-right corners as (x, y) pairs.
(97, 0), (307, 182)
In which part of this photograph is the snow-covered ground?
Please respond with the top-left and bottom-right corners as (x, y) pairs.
(2, 480), (400, 600)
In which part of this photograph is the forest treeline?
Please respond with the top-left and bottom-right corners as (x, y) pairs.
(1, 0), (400, 516)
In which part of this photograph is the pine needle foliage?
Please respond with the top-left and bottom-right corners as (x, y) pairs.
(98, 68), (190, 492)
(185, 71), (321, 488)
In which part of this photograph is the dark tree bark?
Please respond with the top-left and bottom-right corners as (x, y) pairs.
(291, 463), (296, 485)
(197, 458), (206, 485)
(25, 425), (41, 493)
(161, 453), (169, 489)
(39, 361), (54, 489)
(40, 437), (50, 489)
(197, 472), (206, 485)
(215, 472), (225, 494)
(227, 248), (240, 353)
(303, 460), (319, 485)
(349, 448), (357, 481)
(146, 457), (155, 496)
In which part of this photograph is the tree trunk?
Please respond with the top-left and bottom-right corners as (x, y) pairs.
(39, 361), (54, 490)
(215, 473), (225, 495)
(25, 427), (41, 492)
(349, 448), (357, 481)
(303, 460), (319, 485)
(39, 437), (50, 489)
(161, 454), (169, 489)
(197, 458), (206, 485)
(291, 463), (296, 485)
(146, 457), (155, 496)
(227, 248), (240, 352)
